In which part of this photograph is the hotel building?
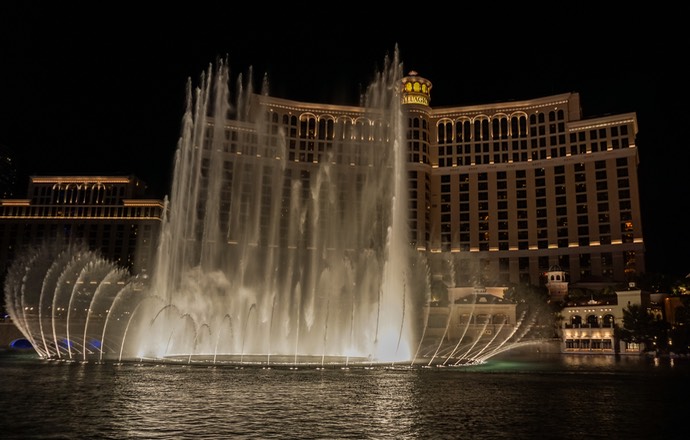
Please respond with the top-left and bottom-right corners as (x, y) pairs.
(404, 73), (642, 287)
(230, 71), (644, 288)
(0, 71), (644, 309)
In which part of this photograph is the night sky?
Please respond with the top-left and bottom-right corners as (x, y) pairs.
(0, 6), (686, 277)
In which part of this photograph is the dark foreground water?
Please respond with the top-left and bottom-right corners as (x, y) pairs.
(1, 350), (688, 439)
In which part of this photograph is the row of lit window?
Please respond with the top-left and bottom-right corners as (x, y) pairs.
(0, 205), (163, 219)
(435, 251), (635, 285)
(436, 110), (565, 144)
(435, 135), (631, 167)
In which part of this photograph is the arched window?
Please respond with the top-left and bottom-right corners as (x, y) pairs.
(492, 314), (509, 324)
(586, 315), (599, 327)
(476, 314), (491, 324)
(603, 314), (615, 327)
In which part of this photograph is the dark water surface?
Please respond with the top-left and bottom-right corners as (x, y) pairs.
(1, 351), (688, 439)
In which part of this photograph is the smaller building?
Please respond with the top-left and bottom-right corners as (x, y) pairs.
(545, 265), (568, 303)
(559, 286), (646, 355)
(0, 175), (165, 314)
(424, 286), (517, 342)
(546, 264), (650, 355)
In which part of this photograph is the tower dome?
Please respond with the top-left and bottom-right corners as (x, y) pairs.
(401, 71), (432, 106)
(545, 265), (569, 303)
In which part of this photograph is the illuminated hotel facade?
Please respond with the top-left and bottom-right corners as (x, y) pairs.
(0, 72), (644, 300)
(0, 176), (164, 286)
(238, 71), (644, 287)
(402, 72), (643, 285)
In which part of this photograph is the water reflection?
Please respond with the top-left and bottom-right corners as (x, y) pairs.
(1, 352), (688, 439)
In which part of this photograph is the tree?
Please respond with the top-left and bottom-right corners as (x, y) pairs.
(671, 276), (690, 295)
(668, 298), (690, 354)
(617, 303), (669, 352)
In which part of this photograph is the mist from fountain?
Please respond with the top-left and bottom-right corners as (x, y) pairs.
(140, 50), (422, 365)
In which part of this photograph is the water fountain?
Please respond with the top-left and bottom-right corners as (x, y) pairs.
(4, 49), (545, 368)
(4, 50), (422, 367)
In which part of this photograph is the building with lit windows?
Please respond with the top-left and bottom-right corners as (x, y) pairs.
(544, 266), (647, 354)
(235, 71), (644, 288)
(0, 175), (164, 300)
(406, 72), (642, 286)
(559, 286), (647, 355)
(0, 72), (645, 310)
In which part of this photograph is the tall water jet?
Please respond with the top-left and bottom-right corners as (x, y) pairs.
(123, 48), (421, 364)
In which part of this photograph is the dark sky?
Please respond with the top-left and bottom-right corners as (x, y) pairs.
(0, 6), (687, 277)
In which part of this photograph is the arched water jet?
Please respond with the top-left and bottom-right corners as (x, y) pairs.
(240, 304), (257, 364)
(267, 295), (276, 366)
(213, 314), (234, 365)
(411, 313), (431, 367)
(428, 310), (454, 367)
(118, 300), (179, 362)
(441, 291), (480, 366)
(189, 323), (211, 364)
(320, 293), (331, 369)
(396, 277), (407, 355)
(51, 253), (92, 359)
(100, 292), (162, 362)
(171, 313), (197, 358)
(473, 311), (529, 362)
(17, 250), (47, 357)
(455, 318), (493, 364)
(468, 319), (509, 361)
(76, 264), (130, 361)
(471, 310), (541, 364)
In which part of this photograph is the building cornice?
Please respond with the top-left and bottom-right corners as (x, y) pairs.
(30, 176), (136, 184)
